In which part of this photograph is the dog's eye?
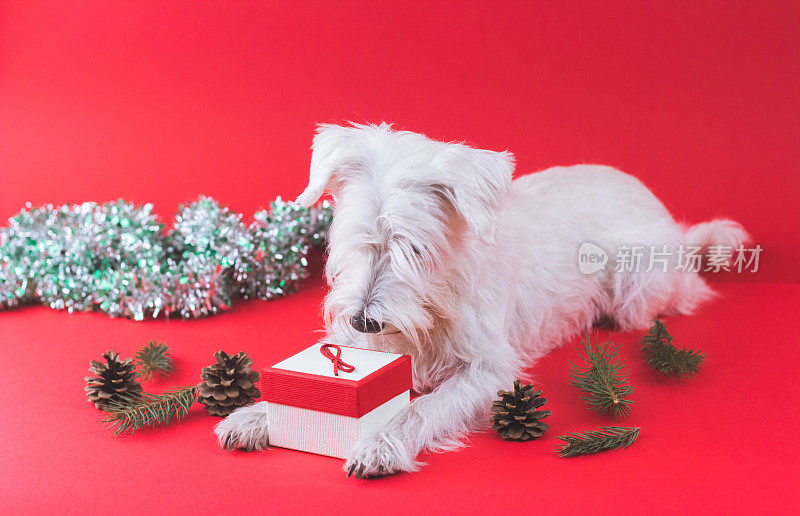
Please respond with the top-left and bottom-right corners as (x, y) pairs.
(411, 244), (422, 256)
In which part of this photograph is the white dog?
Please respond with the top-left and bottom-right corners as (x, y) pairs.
(216, 123), (747, 477)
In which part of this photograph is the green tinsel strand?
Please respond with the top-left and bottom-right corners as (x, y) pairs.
(0, 197), (332, 319)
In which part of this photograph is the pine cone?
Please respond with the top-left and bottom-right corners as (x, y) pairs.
(491, 380), (551, 441)
(85, 351), (143, 410)
(198, 351), (261, 417)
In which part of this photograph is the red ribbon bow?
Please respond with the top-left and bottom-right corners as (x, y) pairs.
(320, 344), (355, 376)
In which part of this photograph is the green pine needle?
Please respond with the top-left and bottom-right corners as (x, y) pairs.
(102, 385), (198, 434)
(641, 320), (706, 377)
(556, 426), (640, 457)
(135, 340), (174, 381)
(570, 334), (634, 419)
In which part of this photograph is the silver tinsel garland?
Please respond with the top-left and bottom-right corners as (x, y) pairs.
(0, 196), (332, 320)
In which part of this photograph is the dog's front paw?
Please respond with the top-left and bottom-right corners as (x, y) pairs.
(344, 431), (420, 479)
(214, 401), (270, 451)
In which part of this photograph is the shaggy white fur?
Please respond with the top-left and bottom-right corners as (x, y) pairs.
(214, 401), (270, 451)
(216, 123), (748, 477)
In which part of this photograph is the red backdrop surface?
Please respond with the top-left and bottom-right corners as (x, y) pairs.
(1, 1), (798, 514)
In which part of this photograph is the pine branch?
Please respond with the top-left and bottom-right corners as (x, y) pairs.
(641, 320), (705, 377)
(556, 426), (640, 457)
(570, 334), (634, 418)
(135, 341), (174, 381)
(102, 385), (198, 434)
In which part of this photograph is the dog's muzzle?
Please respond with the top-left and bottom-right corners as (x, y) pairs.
(350, 312), (383, 333)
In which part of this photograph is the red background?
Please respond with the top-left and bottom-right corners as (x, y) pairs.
(1, 1), (798, 514)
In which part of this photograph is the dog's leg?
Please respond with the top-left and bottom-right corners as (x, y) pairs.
(344, 360), (512, 478)
(214, 401), (270, 451)
(214, 334), (367, 453)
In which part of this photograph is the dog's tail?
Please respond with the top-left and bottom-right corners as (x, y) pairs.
(684, 218), (750, 254)
(662, 218), (750, 317)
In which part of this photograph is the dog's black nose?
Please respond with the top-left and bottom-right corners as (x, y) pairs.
(350, 313), (383, 333)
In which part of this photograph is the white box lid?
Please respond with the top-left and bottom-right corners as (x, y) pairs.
(271, 343), (404, 381)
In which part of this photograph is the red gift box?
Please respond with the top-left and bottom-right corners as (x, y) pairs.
(262, 344), (412, 458)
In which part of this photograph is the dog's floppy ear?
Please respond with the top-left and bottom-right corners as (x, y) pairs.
(296, 124), (361, 207)
(433, 146), (514, 238)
